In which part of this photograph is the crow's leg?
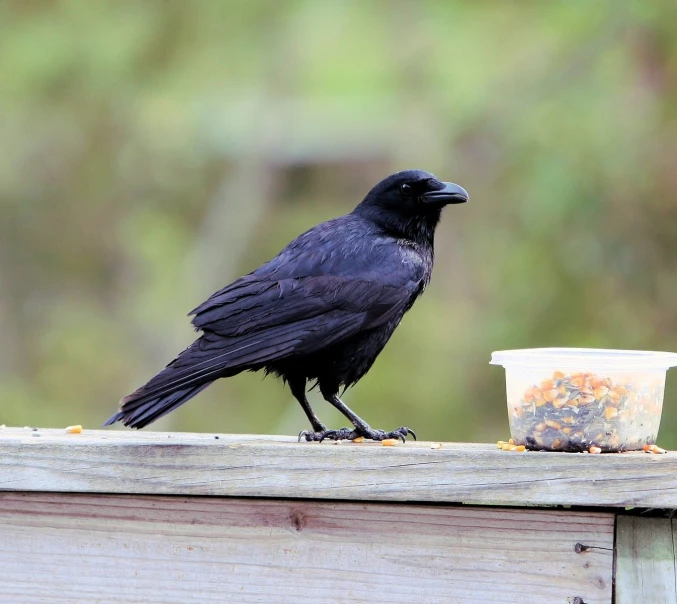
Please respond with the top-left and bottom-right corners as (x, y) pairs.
(288, 375), (327, 436)
(300, 384), (415, 443)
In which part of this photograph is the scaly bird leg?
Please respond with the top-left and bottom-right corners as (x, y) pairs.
(300, 385), (416, 443)
(288, 376), (327, 437)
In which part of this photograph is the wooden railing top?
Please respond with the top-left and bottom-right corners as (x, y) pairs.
(0, 427), (675, 508)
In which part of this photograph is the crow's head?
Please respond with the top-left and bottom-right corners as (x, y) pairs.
(355, 169), (469, 242)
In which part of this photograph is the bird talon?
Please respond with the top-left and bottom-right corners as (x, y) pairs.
(318, 431), (333, 443)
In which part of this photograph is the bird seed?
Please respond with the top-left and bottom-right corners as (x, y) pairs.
(509, 370), (663, 452)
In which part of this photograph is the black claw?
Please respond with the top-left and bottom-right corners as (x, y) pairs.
(298, 425), (416, 443)
(318, 431), (334, 443)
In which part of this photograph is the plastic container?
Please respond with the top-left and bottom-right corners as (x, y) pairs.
(490, 348), (677, 452)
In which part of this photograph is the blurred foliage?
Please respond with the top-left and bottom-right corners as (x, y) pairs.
(1, 0), (677, 445)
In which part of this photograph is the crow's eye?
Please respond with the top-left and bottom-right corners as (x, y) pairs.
(400, 183), (412, 195)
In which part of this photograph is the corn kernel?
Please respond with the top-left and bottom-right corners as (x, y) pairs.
(553, 371), (566, 379)
(603, 407), (618, 420)
(545, 419), (562, 430)
(570, 374), (585, 388)
(430, 442), (442, 450)
(524, 387), (539, 401)
(593, 386), (609, 400)
(382, 439), (398, 446)
(589, 446), (602, 454)
(552, 397), (568, 409)
(590, 377), (605, 389)
(608, 391), (621, 404)
(352, 436), (364, 443)
(513, 445), (526, 452)
(543, 389), (559, 402)
(65, 425), (83, 434)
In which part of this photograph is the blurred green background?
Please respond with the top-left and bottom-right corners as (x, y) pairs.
(1, 0), (677, 445)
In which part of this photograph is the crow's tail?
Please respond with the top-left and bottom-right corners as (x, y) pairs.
(103, 333), (247, 429)
(103, 382), (212, 429)
(104, 318), (318, 429)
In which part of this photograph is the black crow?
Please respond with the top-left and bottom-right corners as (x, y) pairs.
(104, 169), (469, 441)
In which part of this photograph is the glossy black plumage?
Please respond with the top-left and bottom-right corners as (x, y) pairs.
(104, 169), (468, 440)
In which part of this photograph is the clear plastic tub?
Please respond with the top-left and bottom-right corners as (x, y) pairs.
(491, 348), (677, 452)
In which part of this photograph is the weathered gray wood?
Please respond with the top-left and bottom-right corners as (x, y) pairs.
(0, 427), (675, 507)
(0, 492), (614, 604)
(615, 516), (677, 604)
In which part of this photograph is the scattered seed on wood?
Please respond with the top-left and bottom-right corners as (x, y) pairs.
(589, 446), (602, 454)
(352, 436), (364, 443)
(65, 425), (83, 434)
(381, 439), (398, 447)
(644, 444), (667, 454)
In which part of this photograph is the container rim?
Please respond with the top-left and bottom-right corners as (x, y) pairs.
(490, 347), (677, 369)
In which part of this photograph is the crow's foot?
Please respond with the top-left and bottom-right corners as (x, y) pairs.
(299, 427), (354, 442)
(299, 426), (416, 443)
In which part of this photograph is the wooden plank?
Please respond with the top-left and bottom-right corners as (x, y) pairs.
(0, 492), (614, 604)
(0, 428), (675, 508)
(615, 516), (677, 604)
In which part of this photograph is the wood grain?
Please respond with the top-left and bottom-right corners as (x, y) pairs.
(0, 428), (675, 507)
(0, 492), (614, 604)
(615, 516), (677, 604)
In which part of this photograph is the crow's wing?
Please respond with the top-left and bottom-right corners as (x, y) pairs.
(190, 272), (418, 341)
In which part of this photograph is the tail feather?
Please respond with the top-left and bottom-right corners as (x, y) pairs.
(104, 327), (304, 429)
(103, 382), (212, 429)
(105, 313), (350, 429)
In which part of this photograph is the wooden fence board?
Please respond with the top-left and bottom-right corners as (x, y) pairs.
(615, 516), (677, 604)
(0, 492), (614, 604)
(0, 428), (675, 507)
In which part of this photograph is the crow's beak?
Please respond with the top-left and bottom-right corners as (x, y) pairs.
(421, 182), (469, 205)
